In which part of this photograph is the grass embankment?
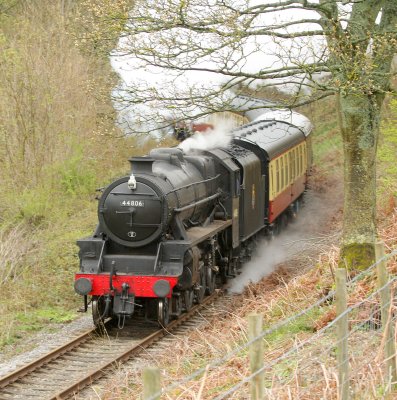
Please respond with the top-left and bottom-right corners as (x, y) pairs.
(0, 0), (172, 350)
(94, 96), (397, 399)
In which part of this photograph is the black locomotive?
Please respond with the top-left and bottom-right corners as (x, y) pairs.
(74, 99), (313, 327)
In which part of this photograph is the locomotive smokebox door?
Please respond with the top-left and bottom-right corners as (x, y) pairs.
(98, 175), (164, 248)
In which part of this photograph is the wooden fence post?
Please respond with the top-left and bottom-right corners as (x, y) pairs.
(142, 367), (161, 400)
(336, 268), (349, 400)
(375, 241), (397, 391)
(248, 314), (264, 400)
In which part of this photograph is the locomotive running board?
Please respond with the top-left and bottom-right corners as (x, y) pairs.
(186, 219), (232, 247)
(157, 219), (233, 275)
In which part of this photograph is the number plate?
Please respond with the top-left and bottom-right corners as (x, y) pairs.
(120, 200), (145, 207)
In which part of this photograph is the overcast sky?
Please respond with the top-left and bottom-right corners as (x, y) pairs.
(110, 1), (357, 136)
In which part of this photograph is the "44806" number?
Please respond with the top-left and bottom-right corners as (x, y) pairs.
(120, 200), (145, 207)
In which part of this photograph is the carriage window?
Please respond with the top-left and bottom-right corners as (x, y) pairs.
(291, 150), (294, 180)
(301, 145), (304, 174)
(284, 155), (288, 184)
(284, 154), (289, 185)
(280, 157), (284, 189)
(276, 159), (280, 193)
(291, 149), (295, 181)
(297, 147), (300, 176)
(299, 146), (302, 175)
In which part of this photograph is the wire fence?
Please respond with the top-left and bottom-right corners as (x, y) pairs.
(141, 243), (397, 400)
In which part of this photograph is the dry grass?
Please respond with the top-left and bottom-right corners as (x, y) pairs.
(0, 224), (37, 285)
(83, 185), (397, 399)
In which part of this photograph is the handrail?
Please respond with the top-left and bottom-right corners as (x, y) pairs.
(173, 192), (221, 213)
(165, 174), (220, 197)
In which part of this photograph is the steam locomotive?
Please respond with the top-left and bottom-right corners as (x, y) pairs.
(74, 99), (313, 328)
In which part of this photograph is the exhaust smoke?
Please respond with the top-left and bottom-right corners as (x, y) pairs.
(227, 186), (342, 294)
(178, 123), (234, 153)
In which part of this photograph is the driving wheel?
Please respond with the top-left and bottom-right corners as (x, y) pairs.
(158, 298), (170, 327)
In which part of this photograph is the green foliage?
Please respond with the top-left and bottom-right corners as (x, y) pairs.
(301, 97), (342, 174)
(313, 122), (341, 166)
(0, 308), (76, 346)
(264, 307), (324, 347)
(18, 308), (75, 325)
(15, 189), (51, 226)
(55, 143), (98, 196)
(0, 0), (133, 351)
(72, 0), (131, 55)
(0, 145), (97, 228)
(378, 98), (397, 196)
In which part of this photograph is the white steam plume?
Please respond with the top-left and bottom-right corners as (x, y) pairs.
(178, 122), (234, 153)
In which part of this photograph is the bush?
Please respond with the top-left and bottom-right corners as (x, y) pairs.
(56, 142), (98, 196)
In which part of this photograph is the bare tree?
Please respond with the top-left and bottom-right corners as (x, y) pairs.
(112, 0), (397, 270)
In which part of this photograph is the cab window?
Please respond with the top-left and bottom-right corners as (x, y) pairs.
(235, 171), (241, 196)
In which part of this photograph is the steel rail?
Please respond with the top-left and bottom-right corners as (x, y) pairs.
(52, 293), (217, 399)
(0, 292), (219, 400)
(0, 327), (97, 389)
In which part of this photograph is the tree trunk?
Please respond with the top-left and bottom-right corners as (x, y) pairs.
(337, 94), (382, 270)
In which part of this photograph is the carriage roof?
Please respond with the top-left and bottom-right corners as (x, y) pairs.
(231, 109), (312, 160)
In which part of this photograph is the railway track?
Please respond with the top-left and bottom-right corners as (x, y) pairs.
(0, 292), (222, 400)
